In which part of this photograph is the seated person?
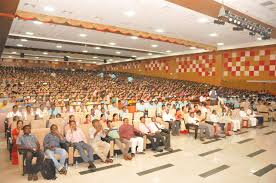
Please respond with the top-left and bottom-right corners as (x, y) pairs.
(22, 105), (34, 122)
(11, 120), (23, 165)
(148, 117), (173, 151)
(186, 112), (199, 139)
(43, 124), (68, 175)
(66, 120), (96, 169)
(231, 107), (242, 132)
(16, 125), (44, 181)
(35, 104), (49, 120)
(162, 109), (180, 136)
(83, 114), (92, 124)
(119, 106), (129, 120)
(88, 119), (113, 163)
(138, 117), (163, 152)
(106, 120), (132, 160)
(208, 110), (223, 136)
(196, 111), (215, 141)
(246, 107), (257, 127)
(119, 118), (144, 157)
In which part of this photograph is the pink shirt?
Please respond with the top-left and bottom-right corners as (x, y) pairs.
(66, 128), (87, 143)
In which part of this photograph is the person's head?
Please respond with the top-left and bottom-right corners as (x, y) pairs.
(140, 116), (145, 123)
(92, 119), (101, 129)
(85, 114), (91, 120)
(196, 110), (202, 116)
(122, 106), (127, 111)
(151, 116), (156, 122)
(2, 100), (7, 106)
(123, 118), (129, 124)
(189, 112), (194, 118)
(69, 115), (75, 121)
(90, 108), (95, 114)
(240, 107), (244, 111)
(13, 115), (19, 122)
(50, 124), (59, 134)
(23, 125), (31, 135)
(26, 105), (31, 112)
(100, 108), (105, 113)
(69, 120), (77, 130)
(12, 105), (18, 112)
(17, 120), (23, 129)
(39, 104), (44, 110)
(56, 113), (61, 118)
(165, 108), (169, 113)
(212, 110), (217, 115)
(113, 113), (118, 121)
(50, 103), (56, 109)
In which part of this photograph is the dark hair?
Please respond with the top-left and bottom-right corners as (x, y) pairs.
(69, 115), (74, 119)
(23, 125), (31, 130)
(50, 124), (58, 130)
(92, 119), (99, 124)
(85, 114), (90, 118)
(140, 116), (145, 120)
(17, 120), (23, 125)
(69, 120), (76, 125)
(13, 105), (18, 109)
(113, 113), (118, 118)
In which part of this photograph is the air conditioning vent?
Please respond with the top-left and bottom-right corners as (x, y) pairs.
(260, 1), (274, 6)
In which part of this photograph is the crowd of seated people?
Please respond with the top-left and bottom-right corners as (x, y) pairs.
(0, 66), (276, 181)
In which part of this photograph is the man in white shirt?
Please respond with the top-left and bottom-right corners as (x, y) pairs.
(35, 104), (48, 119)
(6, 105), (22, 126)
(231, 107), (241, 132)
(119, 106), (129, 120)
(148, 117), (173, 152)
(246, 108), (257, 127)
(138, 117), (163, 152)
(88, 119), (112, 163)
(136, 100), (146, 112)
(22, 105), (34, 122)
(186, 112), (199, 139)
(162, 109), (180, 136)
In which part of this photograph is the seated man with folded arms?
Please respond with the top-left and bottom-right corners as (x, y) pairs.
(138, 116), (163, 152)
(43, 124), (68, 175)
(106, 120), (132, 160)
(17, 125), (44, 181)
(162, 108), (180, 136)
(186, 112), (200, 139)
(196, 110), (215, 140)
(148, 117), (173, 152)
(119, 118), (145, 157)
(88, 119), (113, 163)
(65, 120), (96, 169)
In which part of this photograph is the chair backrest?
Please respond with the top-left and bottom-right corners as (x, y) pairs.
(148, 108), (156, 118)
(48, 118), (65, 135)
(31, 119), (47, 129)
(31, 128), (50, 151)
(123, 113), (133, 122)
(80, 124), (91, 141)
(134, 112), (144, 121)
(132, 120), (140, 129)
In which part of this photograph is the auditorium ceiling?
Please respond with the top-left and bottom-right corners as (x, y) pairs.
(1, 0), (276, 65)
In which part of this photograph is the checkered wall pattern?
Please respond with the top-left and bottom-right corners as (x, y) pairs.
(176, 54), (216, 76)
(144, 60), (169, 72)
(223, 49), (276, 77)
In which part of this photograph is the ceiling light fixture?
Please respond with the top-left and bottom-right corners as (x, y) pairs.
(209, 33), (218, 37)
(17, 44), (23, 47)
(124, 11), (136, 17)
(151, 44), (158, 47)
(155, 29), (164, 33)
(148, 53), (153, 55)
(25, 32), (34, 35)
(217, 42), (224, 46)
(43, 52), (48, 55)
(78, 60), (82, 62)
(44, 6), (55, 12)
(132, 55), (137, 58)
(257, 37), (262, 41)
(35, 57), (39, 59)
(166, 50), (172, 53)
(130, 36), (138, 40)
(116, 51), (121, 54)
(190, 47), (196, 49)
(79, 33), (87, 37)
(8, 56), (12, 58)
(82, 50), (88, 53)
(21, 39), (28, 42)
(94, 47), (101, 50)
(56, 45), (62, 48)
(54, 59), (59, 61)
(198, 18), (209, 23)
(109, 42), (116, 46)
(33, 21), (43, 25)
(93, 56), (98, 59)
(12, 51), (17, 54)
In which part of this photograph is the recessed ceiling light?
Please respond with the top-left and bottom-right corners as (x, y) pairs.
(12, 51), (17, 54)
(33, 21), (43, 25)
(17, 44), (23, 47)
(151, 44), (158, 47)
(109, 42), (116, 46)
(94, 47), (101, 49)
(21, 39), (28, 42)
(190, 47), (197, 49)
(8, 56), (12, 58)
(67, 56), (71, 58)
(155, 29), (164, 33)
(130, 36), (138, 40)
(116, 51), (121, 54)
(93, 56), (98, 59)
(43, 52), (48, 55)
(44, 6), (55, 12)
(166, 50), (172, 53)
(197, 18), (209, 23)
(109, 59), (113, 61)
(78, 59), (82, 62)
(209, 33), (218, 37)
(25, 32), (34, 35)
(35, 57), (39, 59)
(257, 37), (262, 41)
(82, 50), (88, 53)
(124, 11), (136, 17)
(56, 45), (62, 48)
(79, 33), (87, 37)
(148, 53), (153, 55)
(93, 62), (97, 64)
(132, 55), (137, 58)
(54, 59), (59, 61)
(217, 42), (224, 46)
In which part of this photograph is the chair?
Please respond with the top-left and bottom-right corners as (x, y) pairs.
(133, 112), (144, 121)
(147, 108), (156, 118)
(123, 113), (133, 122)
(30, 120), (47, 129)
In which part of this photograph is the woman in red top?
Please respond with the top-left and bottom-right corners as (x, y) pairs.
(83, 114), (92, 124)
(11, 120), (23, 165)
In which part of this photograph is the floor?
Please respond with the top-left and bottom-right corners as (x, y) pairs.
(0, 122), (276, 183)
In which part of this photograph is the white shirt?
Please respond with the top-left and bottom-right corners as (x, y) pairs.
(199, 96), (207, 102)
(209, 114), (219, 123)
(240, 111), (248, 118)
(139, 123), (150, 134)
(162, 112), (175, 121)
(35, 108), (48, 118)
(147, 122), (163, 133)
(187, 116), (199, 125)
(6, 111), (22, 119)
